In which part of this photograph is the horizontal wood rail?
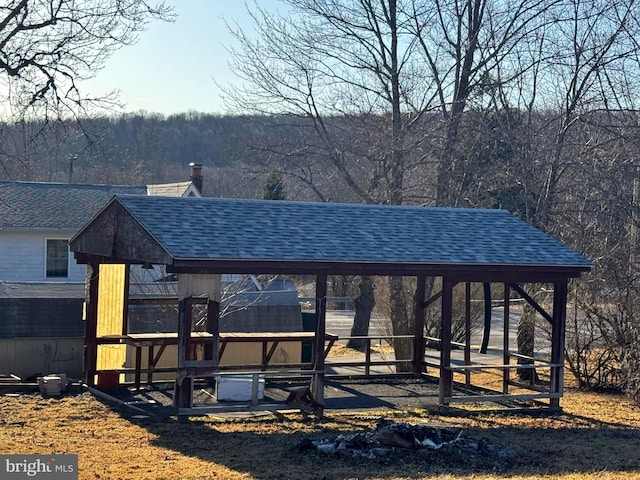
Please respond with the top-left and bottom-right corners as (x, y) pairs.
(444, 362), (561, 371)
(444, 391), (562, 404)
(328, 334), (414, 376)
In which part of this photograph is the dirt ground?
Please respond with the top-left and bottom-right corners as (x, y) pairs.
(2, 376), (640, 480)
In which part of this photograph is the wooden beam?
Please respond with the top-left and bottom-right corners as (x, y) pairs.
(444, 392), (562, 404)
(464, 282), (471, 386)
(550, 282), (568, 409)
(503, 283), (511, 394)
(510, 283), (553, 323)
(122, 264), (131, 336)
(174, 297), (193, 409)
(439, 277), (454, 409)
(165, 261), (588, 281)
(423, 290), (443, 308)
(413, 276), (426, 376)
(312, 274), (327, 413)
(84, 262), (100, 386)
(205, 300), (220, 368)
(128, 297), (179, 305)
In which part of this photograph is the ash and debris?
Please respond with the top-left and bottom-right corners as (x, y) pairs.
(298, 419), (517, 459)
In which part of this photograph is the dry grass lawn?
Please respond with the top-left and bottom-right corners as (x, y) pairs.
(2, 380), (640, 480)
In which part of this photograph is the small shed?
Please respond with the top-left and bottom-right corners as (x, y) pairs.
(70, 195), (591, 413)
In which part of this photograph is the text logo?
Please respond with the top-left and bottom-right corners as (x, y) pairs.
(1, 455), (77, 479)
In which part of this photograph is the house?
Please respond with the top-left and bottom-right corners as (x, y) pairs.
(0, 164), (203, 379)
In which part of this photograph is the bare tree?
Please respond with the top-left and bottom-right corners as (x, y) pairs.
(225, 0), (566, 370)
(503, 0), (640, 380)
(0, 0), (173, 119)
(226, 0), (429, 367)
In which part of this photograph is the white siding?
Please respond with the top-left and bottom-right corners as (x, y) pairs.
(0, 230), (86, 282)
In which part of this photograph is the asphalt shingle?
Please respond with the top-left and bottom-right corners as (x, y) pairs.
(0, 181), (146, 229)
(113, 195), (591, 268)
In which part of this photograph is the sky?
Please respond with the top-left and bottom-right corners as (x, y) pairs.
(80, 1), (284, 116)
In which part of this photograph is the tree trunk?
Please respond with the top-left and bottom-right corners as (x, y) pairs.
(389, 276), (412, 372)
(517, 300), (538, 382)
(347, 276), (375, 351)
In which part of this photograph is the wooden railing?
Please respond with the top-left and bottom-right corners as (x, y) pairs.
(325, 335), (414, 376)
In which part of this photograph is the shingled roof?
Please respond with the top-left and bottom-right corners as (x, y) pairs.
(70, 195), (591, 280)
(0, 180), (200, 230)
(0, 181), (146, 230)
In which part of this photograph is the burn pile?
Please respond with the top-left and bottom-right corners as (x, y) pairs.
(297, 420), (517, 459)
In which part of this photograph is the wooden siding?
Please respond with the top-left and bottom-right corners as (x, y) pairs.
(96, 264), (126, 371)
(178, 274), (221, 301)
(70, 201), (172, 265)
(0, 337), (83, 379)
(0, 230), (86, 282)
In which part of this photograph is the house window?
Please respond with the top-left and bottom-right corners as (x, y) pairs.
(46, 239), (69, 278)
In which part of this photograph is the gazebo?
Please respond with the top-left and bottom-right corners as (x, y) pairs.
(70, 195), (591, 414)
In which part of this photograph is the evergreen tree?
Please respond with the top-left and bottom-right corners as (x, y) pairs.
(259, 170), (287, 200)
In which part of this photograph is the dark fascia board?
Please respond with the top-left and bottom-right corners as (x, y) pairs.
(163, 259), (589, 282)
(73, 253), (588, 282)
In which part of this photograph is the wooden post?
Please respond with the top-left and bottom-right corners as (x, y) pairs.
(84, 262), (100, 386)
(439, 277), (454, 411)
(550, 281), (568, 410)
(122, 264), (131, 336)
(503, 283), (511, 394)
(312, 274), (327, 412)
(464, 282), (471, 386)
(174, 297), (193, 409)
(365, 340), (371, 376)
(413, 276), (426, 376)
(147, 346), (154, 385)
(134, 346), (142, 389)
(205, 300), (220, 367)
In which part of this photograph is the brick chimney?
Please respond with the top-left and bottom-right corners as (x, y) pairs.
(189, 162), (203, 195)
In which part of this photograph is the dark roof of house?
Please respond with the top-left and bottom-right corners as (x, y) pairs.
(0, 281), (85, 298)
(70, 195), (592, 279)
(0, 180), (199, 230)
(0, 181), (146, 230)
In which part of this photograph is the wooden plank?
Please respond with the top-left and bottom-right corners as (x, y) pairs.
(413, 276), (426, 375)
(178, 274), (221, 302)
(128, 297), (178, 305)
(312, 274), (327, 414)
(445, 363), (560, 371)
(96, 264), (127, 376)
(147, 345), (155, 385)
(439, 277), (454, 406)
(96, 264), (126, 337)
(206, 299), (220, 368)
(445, 392), (562, 403)
(120, 331), (336, 344)
(510, 283), (553, 323)
(503, 283), (510, 394)
(464, 282), (471, 386)
(550, 281), (568, 408)
(423, 290), (443, 308)
(85, 262), (100, 386)
(122, 264), (131, 335)
(134, 346), (142, 388)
